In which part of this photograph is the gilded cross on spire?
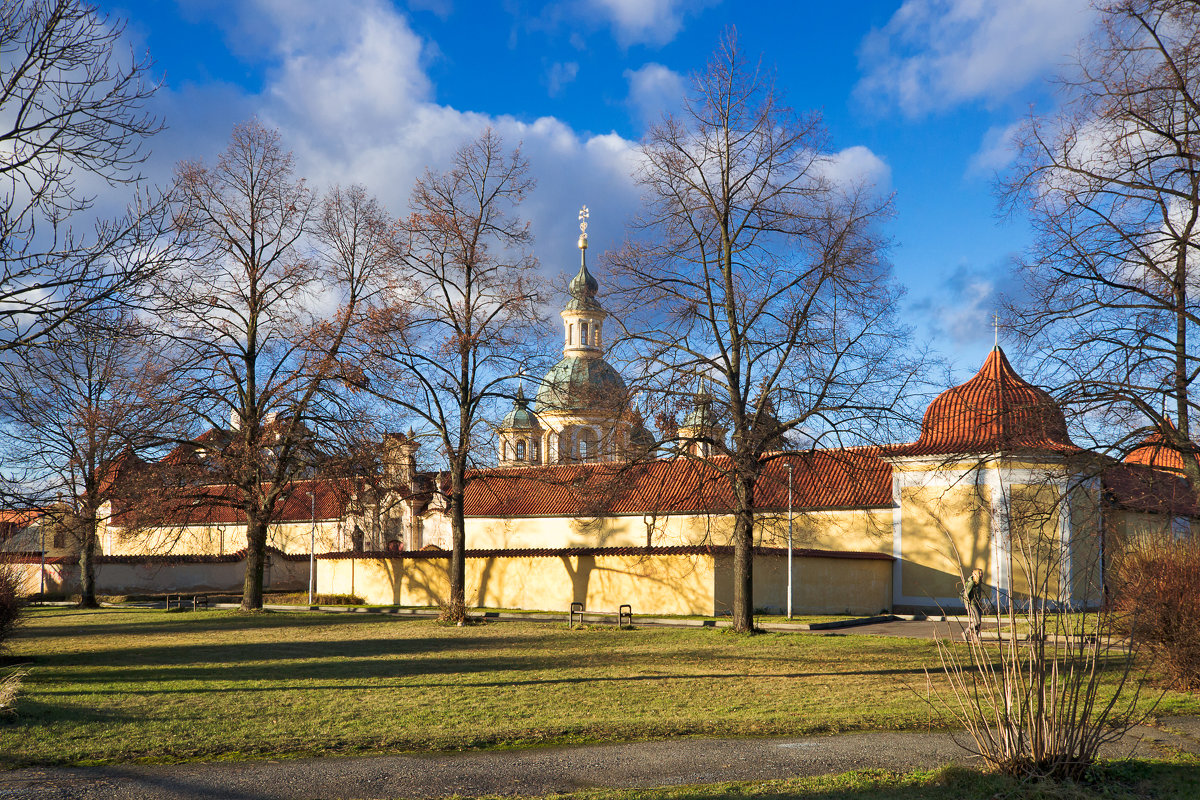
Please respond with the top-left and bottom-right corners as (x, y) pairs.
(577, 205), (589, 252)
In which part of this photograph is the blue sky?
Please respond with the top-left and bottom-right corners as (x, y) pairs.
(99, 0), (1098, 380)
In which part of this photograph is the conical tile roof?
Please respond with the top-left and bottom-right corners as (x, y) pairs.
(888, 346), (1076, 457)
(1125, 420), (1189, 474)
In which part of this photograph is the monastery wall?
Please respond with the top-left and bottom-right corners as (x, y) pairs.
(317, 549), (892, 616)
(464, 507), (893, 552)
(102, 519), (349, 557)
(2, 551), (309, 596)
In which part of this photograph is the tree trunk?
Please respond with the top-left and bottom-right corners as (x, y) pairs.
(77, 521), (99, 609)
(447, 471), (467, 622)
(241, 512), (269, 611)
(731, 470), (756, 632)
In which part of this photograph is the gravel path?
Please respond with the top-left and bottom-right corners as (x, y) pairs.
(4, 717), (1199, 800)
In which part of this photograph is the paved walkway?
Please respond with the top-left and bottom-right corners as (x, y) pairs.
(5, 717), (1200, 800)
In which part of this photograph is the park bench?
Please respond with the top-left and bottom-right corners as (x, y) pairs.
(165, 594), (209, 611)
(568, 602), (633, 628)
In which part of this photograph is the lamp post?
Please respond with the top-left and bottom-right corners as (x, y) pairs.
(786, 460), (794, 620)
(306, 491), (316, 609)
(39, 517), (46, 598)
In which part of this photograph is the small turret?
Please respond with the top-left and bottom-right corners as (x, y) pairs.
(499, 386), (542, 466)
(678, 388), (726, 457)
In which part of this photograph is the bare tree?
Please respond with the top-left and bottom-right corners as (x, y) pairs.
(161, 121), (389, 610)
(361, 129), (543, 622)
(1004, 0), (1200, 484)
(609, 30), (916, 632)
(1, 0), (164, 351)
(0, 309), (182, 606)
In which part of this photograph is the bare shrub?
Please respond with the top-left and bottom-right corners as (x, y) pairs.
(437, 597), (468, 625)
(1113, 541), (1200, 691)
(929, 471), (1148, 782)
(0, 566), (23, 650)
(0, 670), (23, 713)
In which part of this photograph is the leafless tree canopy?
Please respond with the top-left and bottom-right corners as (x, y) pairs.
(608, 30), (917, 632)
(161, 121), (390, 610)
(0, 0), (164, 351)
(359, 128), (544, 621)
(0, 309), (183, 606)
(1004, 0), (1200, 484)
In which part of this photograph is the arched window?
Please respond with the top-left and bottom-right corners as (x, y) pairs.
(516, 440), (526, 460)
(580, 322), (589, 347)
(578, 428), (599, 461)
(568, 323), (573, 345)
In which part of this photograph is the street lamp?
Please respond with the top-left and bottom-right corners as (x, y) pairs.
(306, 490), (316, 609)
(786, 460), (794, 620)
(39, 517), (46, 598)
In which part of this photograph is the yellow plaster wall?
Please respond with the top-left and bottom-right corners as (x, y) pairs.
(1006, 483), (1063, 601)
(750, 554), (892, 615)
(465, 507), (891, 552)
(899, 483), (991, 600)
(319, 553), (720, 615)
(755, 509), (893, 554)
(1069, 485), (1104, 605)
(319, 552), (895, 616)
(104, 520), (348, 557)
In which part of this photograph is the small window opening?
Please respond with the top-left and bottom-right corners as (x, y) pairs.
(580, 322), (589, 346)
(516, 440), (526, 460)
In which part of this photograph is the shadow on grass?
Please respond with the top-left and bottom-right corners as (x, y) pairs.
(14, 609), (411, 640)
(34, 663), (942, 695)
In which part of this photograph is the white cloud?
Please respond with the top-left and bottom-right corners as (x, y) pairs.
(818, 145), (892, 191)
(587, 0), (711, 47)
(546, 61), (580, 97)
(624, 63), (686, 128)
(967, 121), (1023, 177)
(855, 0), (1095, 117)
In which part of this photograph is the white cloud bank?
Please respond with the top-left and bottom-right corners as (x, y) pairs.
(856, 0), (1095, 117)
(153, 0), (644, 276)
(146, 0), (887, 279)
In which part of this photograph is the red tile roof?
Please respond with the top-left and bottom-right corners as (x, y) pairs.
(461, 449), (893, 518)
(0, 509), (41, 526)
(887, 346), (1077, 457)
(1124, 425), (1189, 474)
(1103, 462), (1200, 516)
(114, 478), (354, 527)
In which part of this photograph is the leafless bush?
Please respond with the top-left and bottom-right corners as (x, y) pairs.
(1113, 541), (1200, 690)
(0, 566), (23, 650)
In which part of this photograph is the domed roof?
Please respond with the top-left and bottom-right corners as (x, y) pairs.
(535, 355), (627, 414)
(681, 390), (719, 430)
(501, 387), (539, 430)
(565, 259), (602, 312)
(889, 346), (1076, 457)
(1125, 421), (1189, 474)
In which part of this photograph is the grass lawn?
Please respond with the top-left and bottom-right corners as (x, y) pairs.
(438, 761), (1200, 800)
(1, 607), (1197, 768)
